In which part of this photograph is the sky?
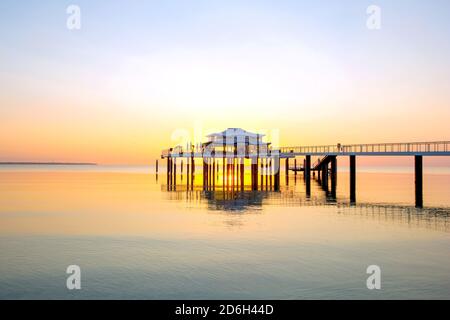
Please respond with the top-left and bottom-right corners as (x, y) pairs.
(1, 0), (450, 164)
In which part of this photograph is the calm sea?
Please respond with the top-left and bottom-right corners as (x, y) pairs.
(0, 164), (449, 299)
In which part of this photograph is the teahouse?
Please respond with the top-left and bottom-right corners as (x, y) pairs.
(162, 128), (281, 191)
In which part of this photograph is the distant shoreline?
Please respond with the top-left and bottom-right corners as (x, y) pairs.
(0, 162), (97, 166)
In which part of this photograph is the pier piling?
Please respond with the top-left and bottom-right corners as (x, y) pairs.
(213, 158), (216, 189)
(350, 155), (356, 203)
(240, 158), (245, 191)
(173, 158), (177, 188)
(166, 157), (170, 190)
(330, 156), (337, 198)
(415, 155), (423, 208)
(260, 159), (264, 189)
(305, 155), (311, 196)
(274, 156), (280, 191)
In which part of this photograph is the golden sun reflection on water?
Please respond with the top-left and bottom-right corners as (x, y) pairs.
(0, 169), (449, 237)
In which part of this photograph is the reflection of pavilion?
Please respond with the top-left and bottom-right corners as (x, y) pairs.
(161, 186), (450, 232)
(160, 184), (268, 211)
(203, 190), (266, 211)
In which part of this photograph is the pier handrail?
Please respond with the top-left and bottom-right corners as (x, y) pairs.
(280, 145), (339, 154)
(164, 141), (450, 157)
(280, 141), (450, 155)
(341, 141), (450, 153)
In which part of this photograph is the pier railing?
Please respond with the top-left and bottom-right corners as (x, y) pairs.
(280, 141), (450, 155)
(281, 145), (338, 154)
(164, 141), (450, 158)
(342, 141), (450, 153)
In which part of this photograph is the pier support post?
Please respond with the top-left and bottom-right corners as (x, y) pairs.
(321, 162), (329, 191)
(212, 158), (216, 190)
(236, 159), (239, 188)
(251, 158), (258, 191)
(167, 157), (170, 190)
(269, 158), (273, 189)
(250, 159), (254, 190)
(226, 159), (230, 190)
(222, 158), (225, 187)
(232, 158), (235, 190)
(206, 159), (209, 190)
(305, 155), (311, 196)
(210, 158), (213, 189)
(265, 160), (268, 189)
(255, 158), (259, 190)
(330, 156), (337, 198)
(274, 156), (280, 191)
(187, 162), (190, 189)
(415, 155), (423, 208)
(285, 158), (289, 186)
(156, 159), (159, 174)
(203, 159), (207, 190)
(210, 158), (213, 190)
(256, 158), (259, 190)
(240, 158), (245, 191)
(173, 158), (176, 189)
(294, 158), (297, 176)
(180, 160), (183, 181)
(191, 157), (195, 187)
(303, 159), (306, 180)
(260, 159), (264, 190)
(350, 155), (356, 203)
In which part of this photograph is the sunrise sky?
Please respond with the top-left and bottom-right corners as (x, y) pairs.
(1, 0), (450, 164)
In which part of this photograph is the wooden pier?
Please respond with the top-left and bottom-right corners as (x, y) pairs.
(161, 130), (450, 208)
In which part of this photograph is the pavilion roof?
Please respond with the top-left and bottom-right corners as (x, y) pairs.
(206, 128), (265, 138)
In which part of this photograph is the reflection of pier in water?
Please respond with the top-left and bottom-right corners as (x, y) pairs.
(161, 181), (450, 233)
(161, 161), (340, 206)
